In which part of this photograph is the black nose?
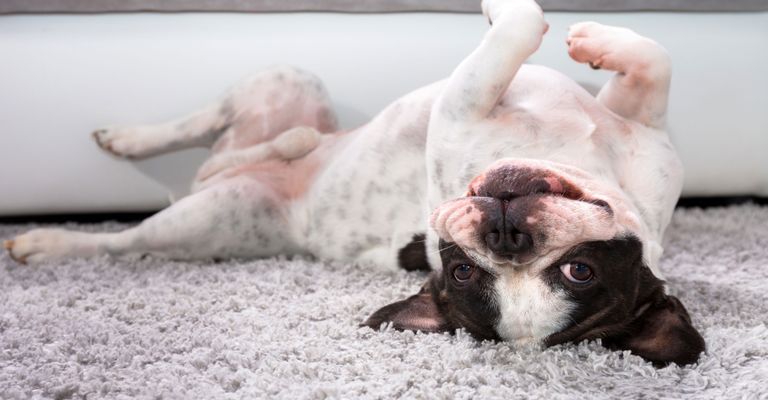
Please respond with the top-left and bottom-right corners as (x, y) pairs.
(484, 210), (533, 257)
(485, 229), (533, 257)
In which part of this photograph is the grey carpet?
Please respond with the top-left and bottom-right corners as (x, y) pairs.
(1, 205), (767, 399)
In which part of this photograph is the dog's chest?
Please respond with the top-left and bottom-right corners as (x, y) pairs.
(435, 74), (626, 200)
(294, 71), (630, 268)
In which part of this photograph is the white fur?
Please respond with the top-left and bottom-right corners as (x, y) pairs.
(493, 271), (575, 346)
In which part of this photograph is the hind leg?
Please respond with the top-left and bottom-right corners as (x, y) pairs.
(93, 66), (338, 159)
(567, 22), (671, 129)
(194, 125), (322, 190)
(93, 103), (229, 160)
(5, 177), (296, 264)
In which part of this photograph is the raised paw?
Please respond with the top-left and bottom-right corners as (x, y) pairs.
(482, 0), (547, 32)
(567, 22), (669, 75)
(93, 128), (151, 160)
(4, 229), (96, 265)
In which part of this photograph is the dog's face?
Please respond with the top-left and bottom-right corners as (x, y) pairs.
(365, 159), (704, 366)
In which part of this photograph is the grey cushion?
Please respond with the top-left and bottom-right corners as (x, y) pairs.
(1, 0), (767, 14)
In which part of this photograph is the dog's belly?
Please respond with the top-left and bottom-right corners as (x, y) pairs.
(294, 83), (441, 266)
(288, 65), (637, 268)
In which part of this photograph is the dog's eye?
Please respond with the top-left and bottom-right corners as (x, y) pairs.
(560, 262), (593, 283)
(453, 264), (475, 282)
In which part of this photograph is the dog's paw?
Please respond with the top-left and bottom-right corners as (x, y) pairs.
(567, 22), (667, 74)
(271, 126), (321, 160)
(482, 0), (546, 30)
(481, 0), (548, 55)
(4, 229), (95, 265)
(92, 128), (149, 159)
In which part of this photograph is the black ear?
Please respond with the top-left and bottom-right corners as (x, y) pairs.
(604, 295), (705, 366)
(362, 279), (450, 333)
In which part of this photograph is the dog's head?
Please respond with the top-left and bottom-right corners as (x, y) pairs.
(364, 159), (704, 366)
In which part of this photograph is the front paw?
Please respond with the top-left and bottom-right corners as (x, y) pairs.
(482, 0), (545, 27)
(567, 22), (667, 75)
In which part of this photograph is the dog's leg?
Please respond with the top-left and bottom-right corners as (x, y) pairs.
(193, 125), (322, 188)
(567, 22), (671, 129)
(4, 178), (295, 264)
(92, 103), (229, 160)
(93, 66), (337, 159)
(425, 0), (547, 267)
(431, 0), (547, 123)
(427, 0), (547, 197)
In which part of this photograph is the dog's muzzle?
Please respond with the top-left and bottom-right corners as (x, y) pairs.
(431, 160), (616, 264)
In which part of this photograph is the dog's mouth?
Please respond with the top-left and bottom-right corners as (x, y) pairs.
(466, 164), (612, 214)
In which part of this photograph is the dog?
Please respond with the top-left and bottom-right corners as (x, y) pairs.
(4, 0), (704, 366)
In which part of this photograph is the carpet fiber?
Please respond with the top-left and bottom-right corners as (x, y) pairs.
(1, 205), (767, 399)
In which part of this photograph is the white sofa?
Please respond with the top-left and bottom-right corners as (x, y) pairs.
(1, 7), (766, 215)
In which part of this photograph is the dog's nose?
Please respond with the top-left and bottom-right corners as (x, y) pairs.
(485, 228), (533, 257)
(484, 213), (533, 257)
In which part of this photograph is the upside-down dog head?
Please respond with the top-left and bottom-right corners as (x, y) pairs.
(364, 159), (704, 366)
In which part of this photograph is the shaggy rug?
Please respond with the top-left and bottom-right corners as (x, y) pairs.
(1, 205), (767, 399)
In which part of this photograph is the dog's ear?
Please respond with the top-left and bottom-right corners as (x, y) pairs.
(362, 276), (450, 333)
(605, 295), (705, 366)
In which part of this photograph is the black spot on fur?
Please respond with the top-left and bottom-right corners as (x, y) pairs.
(397, 234), (431, 272)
